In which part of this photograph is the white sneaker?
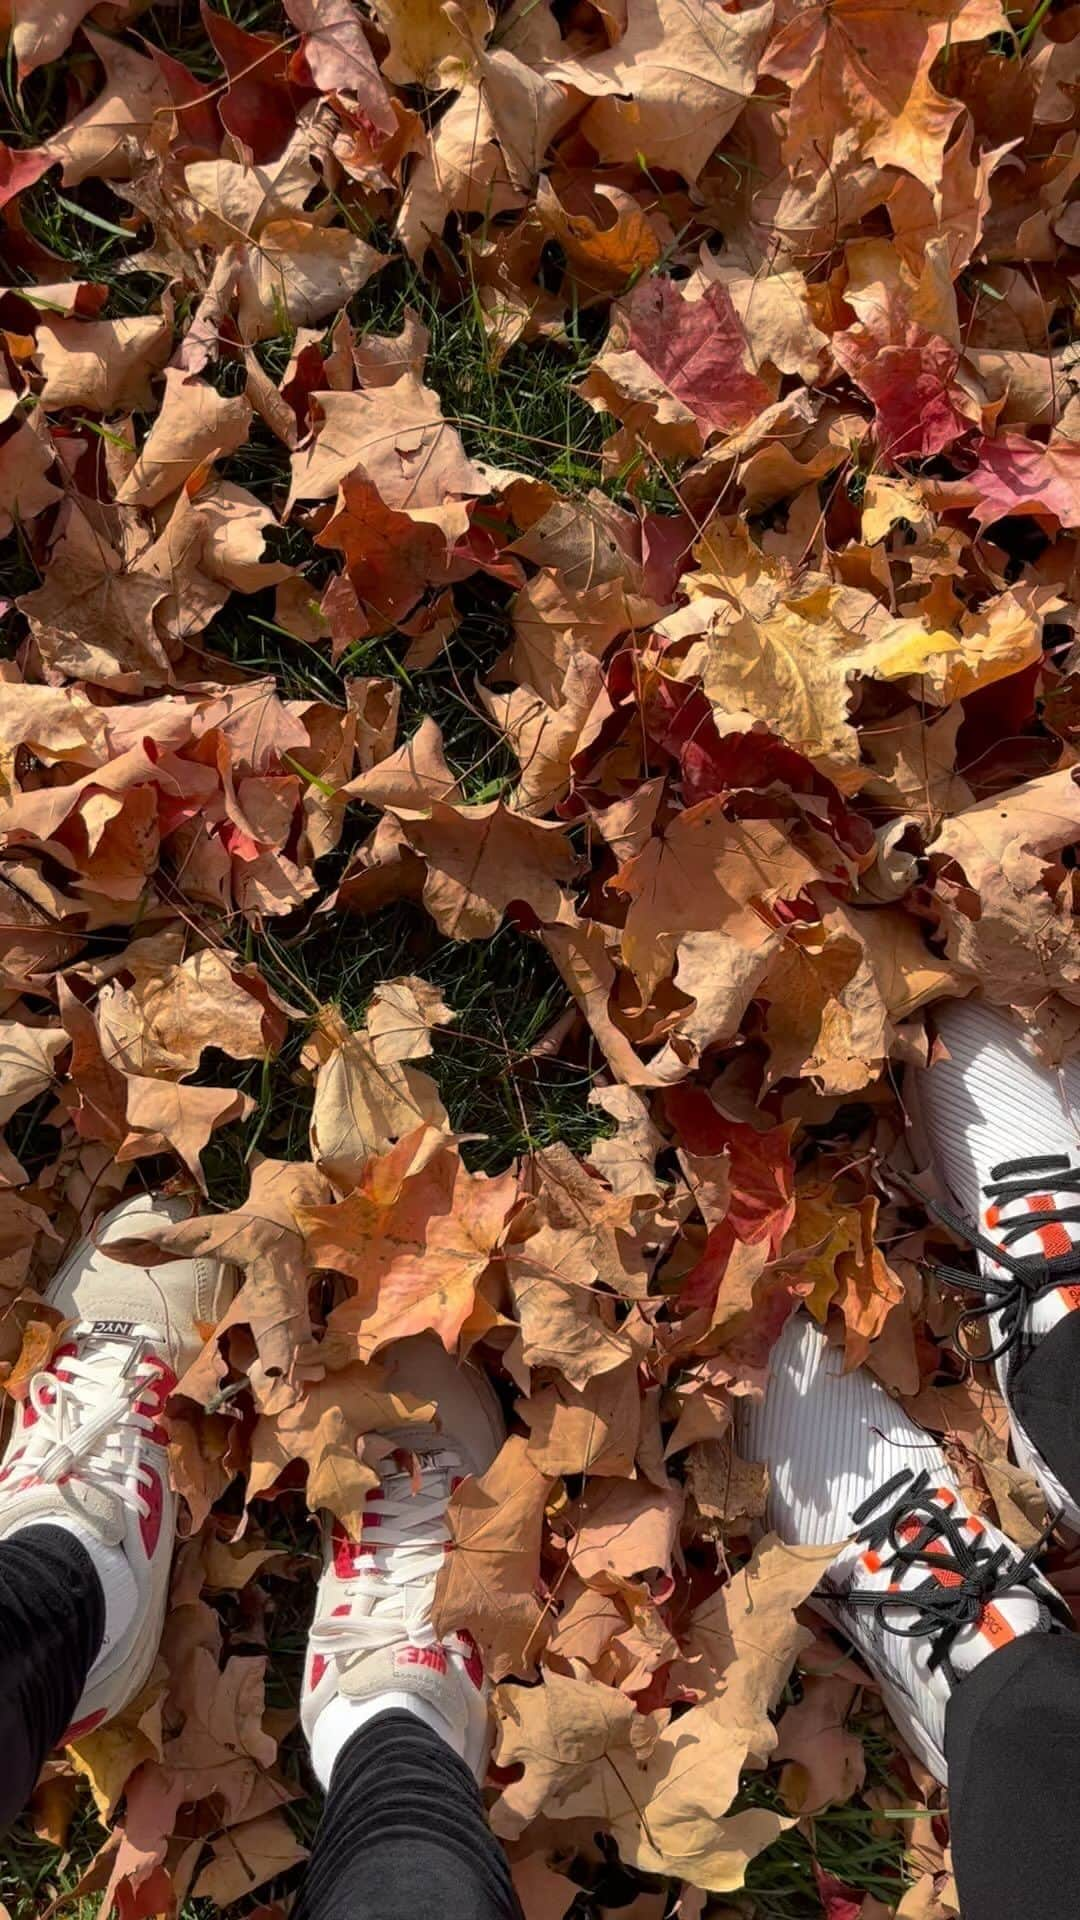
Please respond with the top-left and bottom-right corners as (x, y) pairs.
(0, 1193), (234, 1742)
(909, 997), (1080, 1526)
(737, 1315), (1069, 1781)
(301, 1337), (505, 1780)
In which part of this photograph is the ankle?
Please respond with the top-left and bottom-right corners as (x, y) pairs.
(12, 1519), (138, 1672)
(309, 1690), (465, 1790)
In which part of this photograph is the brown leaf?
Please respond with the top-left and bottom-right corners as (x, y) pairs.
(96, 951), (284, 1077)
(192, 1812), (308, 1903)
(774, 1674), (867, 1813)
(17, 505), (170, 690)
(287, 374), (491, 520)
(523, 1362), (641, 1476)
(373, 0), (492, 87)
(491, 1669), (656, 1839)
(117, 368), (253, 511)
(45, 31), (170, 185)
(308, 1003), (447, 1186)
(389, 798), (579, 941)
(551, 0), (772, 182)
(34, 315), (172, 412)
(118, 1079), (253, 1188)
(509, 1221), (638, 1389)
(683, 1536), (844, 1764)
(431, 1433), (553, 1678)
(112, 1156), (329, 1385)
(304, 1127), (520, 1354)
(931, 766), (1080, 1005)
(564, 1477), (683, 1586)
(536, 1700), (791, 1891)
(0, 1023), (67, 1124)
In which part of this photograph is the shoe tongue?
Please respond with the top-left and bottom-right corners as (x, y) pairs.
(948, 1588), (1043, 1676)
(380, 1428), (453, 1490)
(82, 1318), (163, 1349)
(852, 1508), (1045, 1679)
(2, 1475), (124, 1547)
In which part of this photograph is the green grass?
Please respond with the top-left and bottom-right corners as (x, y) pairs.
(738, 1715), (912, 1917)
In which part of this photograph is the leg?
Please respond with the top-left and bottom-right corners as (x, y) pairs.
(0, 1194), (232, 1827)
(296, 1712), (520, 1920)
(299, 1338), (518, 1920)
(0, 1525), (103, 1826)
(946, 1634), (1080, 1920)
(914, 998), (1080, 1525)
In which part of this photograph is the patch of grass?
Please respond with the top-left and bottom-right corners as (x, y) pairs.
(345, 244), (611, 490)
(737, 1714), (911, 1918)
(201, 898), (605, 1207)
(14, 173), (167, 319)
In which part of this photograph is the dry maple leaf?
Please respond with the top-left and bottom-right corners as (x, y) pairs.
(538, 1700), (792, 1891)
(930, 766), (1080, 1005)
(377, 795), (580, 941)
(307, 997), (448, 1184)
(774, 1673), (867, 1814)
(508, 1220), (639, 1389)
(111, 1157), (329, 1386)
(431, 1433), (553, 1678)
(287, 374), (491, 522)
(247, 1359), (437, 1533)
(581, 278), (775, 461)
(45, 30), (171, 185)
(491, 1668), (657, 1837)
(303, 1126), (520, 1354)
(33, 314), (172, 412)
(679, 1534), (843, 1760)
(372, 0), (493, 87)
(117, 368), (253, 510)
(763, 0), (1008, 192)
(549, 0), (772, 182)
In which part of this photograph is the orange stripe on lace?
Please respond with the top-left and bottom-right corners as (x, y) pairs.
(1022, 1194), (1080, 1309)
(1026, 1192), (1072, 1261)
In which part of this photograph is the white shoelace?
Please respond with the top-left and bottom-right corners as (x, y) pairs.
(309, 1438), (463, 1660)
(11, 1327), (164, 1522)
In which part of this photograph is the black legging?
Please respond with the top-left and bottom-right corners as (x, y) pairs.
(0, 1524), (104, 1818)
(295, 1712), (521, 1920)
(0, 1525), (1075, 1920)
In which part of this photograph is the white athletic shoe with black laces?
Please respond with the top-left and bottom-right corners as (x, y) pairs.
(301, 1337), (505, 1780)
(738, 1315), (1070, 1781)
(909, 997), (1080, 1527)
(0, 1193), (234, 1741)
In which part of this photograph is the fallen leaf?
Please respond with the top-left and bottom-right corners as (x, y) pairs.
(553, 0), (773, 182)
(304, 1127), (520, 1354)
(774, 1674), (867, 1813)
(491, 1669), (656, 1838)
(432, 1433), (553, 1678)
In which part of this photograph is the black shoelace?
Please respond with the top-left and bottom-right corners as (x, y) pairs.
(898, 1155), (1080, 1361)
(830, 1468), (1052, 1672)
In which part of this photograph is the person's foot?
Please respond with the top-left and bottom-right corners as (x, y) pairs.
(737, 1314), (1071, 1780)
(0, 1192), (234, 1741)
(301, 1337), (504, 1784)
(909, 996), (1080, 1526)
